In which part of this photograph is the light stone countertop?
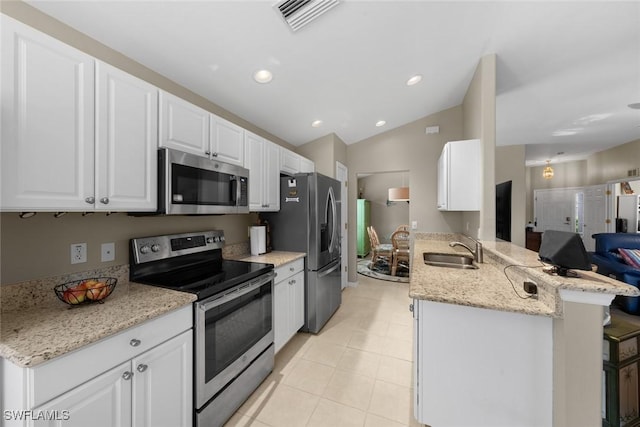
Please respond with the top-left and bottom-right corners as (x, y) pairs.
(0, 265), (196, 368)
(410, 233), (640, 317)
(233, 251), (306, 267)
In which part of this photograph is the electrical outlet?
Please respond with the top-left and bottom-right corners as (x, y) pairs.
(411, 220), (418, 230)
(70, 243), (87, 264)
(101, 242), (115, 262)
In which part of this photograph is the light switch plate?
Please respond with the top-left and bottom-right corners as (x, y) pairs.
(411, 221), (418, 230)
(101, 242), (115, 262)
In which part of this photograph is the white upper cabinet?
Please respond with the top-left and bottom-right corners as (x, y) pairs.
(95, 62), (158, 211)
(299, 157), (315, 173)
(245, 132), (280, 211)
(280, 147), (314, 175)
(159, 91), (245, 166)
(0, 16), (158, 212)
(1, 15), (95, 211)
(437, 139), (481, 211)
(159, 91), (210, 156)
(210, 115), (245, 167)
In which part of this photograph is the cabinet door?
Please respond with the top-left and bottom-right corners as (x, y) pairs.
(1, 15), (95, 211)
(289, 271), (305, 332)
(263, 140), (280, 210)
(299, 157), (315, 173)
(159, 91), (209, 157)
(436, 145), (448, 210)
(245, 131), (266, 211)
(211, 115), (244, 166)
(280, 148), (301, 175)
(32, 362), (131, 427)
(96, 62), (158, 211)
(132, 330), (192, 427)
(273, 279), (289, 354)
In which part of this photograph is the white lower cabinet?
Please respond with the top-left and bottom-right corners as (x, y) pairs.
(32, 361), (132, 427)
(2, 306), (193, 427)
(273, 258), (305, 353)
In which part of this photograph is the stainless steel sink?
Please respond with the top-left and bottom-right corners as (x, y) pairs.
(423, 252), (478, 269)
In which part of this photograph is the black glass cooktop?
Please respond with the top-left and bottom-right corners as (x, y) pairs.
(136, 259), (273, 300)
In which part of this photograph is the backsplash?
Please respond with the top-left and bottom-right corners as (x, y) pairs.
(0, 241), (252, 312)
(0, 212), (257, 285)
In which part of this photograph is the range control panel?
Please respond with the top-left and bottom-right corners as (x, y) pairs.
(131, 230), (225, 264)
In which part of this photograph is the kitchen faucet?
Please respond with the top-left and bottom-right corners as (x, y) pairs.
(449, 236), (484, 263)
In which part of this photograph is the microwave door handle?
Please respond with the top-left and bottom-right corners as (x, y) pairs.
(230, 177), (238, 204)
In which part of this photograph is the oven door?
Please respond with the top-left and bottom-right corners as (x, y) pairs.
(194, 272), (274, 409)
(161, 148), (249, 215)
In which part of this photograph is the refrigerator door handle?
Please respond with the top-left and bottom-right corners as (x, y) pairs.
(317, 260), (341, 278)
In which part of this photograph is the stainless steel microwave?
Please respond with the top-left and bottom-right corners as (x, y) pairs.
(157, 148), (249, 215)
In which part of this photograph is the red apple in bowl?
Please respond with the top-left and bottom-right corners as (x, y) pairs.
(62, 284), (87, 304)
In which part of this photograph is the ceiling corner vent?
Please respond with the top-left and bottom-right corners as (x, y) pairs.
(276, 0), (340, 32)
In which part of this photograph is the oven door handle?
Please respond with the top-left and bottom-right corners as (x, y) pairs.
(198, 271), (275, 311)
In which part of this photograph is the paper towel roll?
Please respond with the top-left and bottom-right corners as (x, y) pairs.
(250, 226), (266, 255)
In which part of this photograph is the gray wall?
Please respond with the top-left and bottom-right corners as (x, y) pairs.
(357, 172), (410, 245)
(525, 138), (640, 222)
(346, 106), (464, 282)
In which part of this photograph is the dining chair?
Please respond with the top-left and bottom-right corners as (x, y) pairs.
(391, 229), (410, 276)
(395, 224), (410, 232)
(367, 226), (393, 264)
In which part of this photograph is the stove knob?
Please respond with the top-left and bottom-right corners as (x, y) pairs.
(151, 244), (161, 252)
(140, 245), (151, 254)
(206, 237), (214, 244)
(220, 236), (225, 242)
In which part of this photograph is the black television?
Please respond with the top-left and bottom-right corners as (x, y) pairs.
(538, 230), (591, 277)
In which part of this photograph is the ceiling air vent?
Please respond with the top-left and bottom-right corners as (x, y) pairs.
(276, 0), (340, 32)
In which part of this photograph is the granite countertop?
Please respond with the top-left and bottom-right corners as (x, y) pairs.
(410, 233), (640, 317)
(0, 266), (196, 368)
(234, 251), (306, 267)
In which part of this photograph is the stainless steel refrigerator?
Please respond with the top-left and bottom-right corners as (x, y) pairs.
(264, 173), (341, 333)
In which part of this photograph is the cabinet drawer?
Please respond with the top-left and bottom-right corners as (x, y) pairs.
(29, 304), (192, 408)
(275, 258), (304, 283)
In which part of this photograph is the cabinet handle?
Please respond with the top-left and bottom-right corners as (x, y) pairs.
(85, 197), (95, 204)
(122, 371), (134, 380)
(100, 197), (109, 204)
(129, 338), (141, 347)
(409, 304), (414, 312)
(205, 150), (211, 155)
(289, 279), (296, 285)
(136, 364), (148, 373)
(212, 152), (218, 157)
(289, 267), (295, 272)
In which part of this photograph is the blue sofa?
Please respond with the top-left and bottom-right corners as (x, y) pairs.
(590, 233), (640, 314)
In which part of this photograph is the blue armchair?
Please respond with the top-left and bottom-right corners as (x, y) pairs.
(591, 233), (640, 314)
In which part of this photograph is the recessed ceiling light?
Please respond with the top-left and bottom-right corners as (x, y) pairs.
(629, 103), (640, 109)
(311, 120), (323, 128)
(406, 75), (422, 86)
(253, 69), (273, 84)
(552, 128), (581, 136)
(375, 120), (386, 127)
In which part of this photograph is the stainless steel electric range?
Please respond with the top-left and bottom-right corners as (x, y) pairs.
(129, 230), (275, 427)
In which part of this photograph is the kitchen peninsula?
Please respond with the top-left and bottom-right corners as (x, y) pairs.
(410, 233), (639, 427)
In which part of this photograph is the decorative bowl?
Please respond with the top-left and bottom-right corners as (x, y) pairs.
(54, 277), (117, 305)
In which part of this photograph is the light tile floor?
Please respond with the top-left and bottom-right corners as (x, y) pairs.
(224, 274), (422, 427)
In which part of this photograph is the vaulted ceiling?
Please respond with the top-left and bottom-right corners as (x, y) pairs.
(25, 1), (640, 166)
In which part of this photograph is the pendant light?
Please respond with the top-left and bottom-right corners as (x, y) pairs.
(388, 172), (410, 202)
(543, 160), (554, 179)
